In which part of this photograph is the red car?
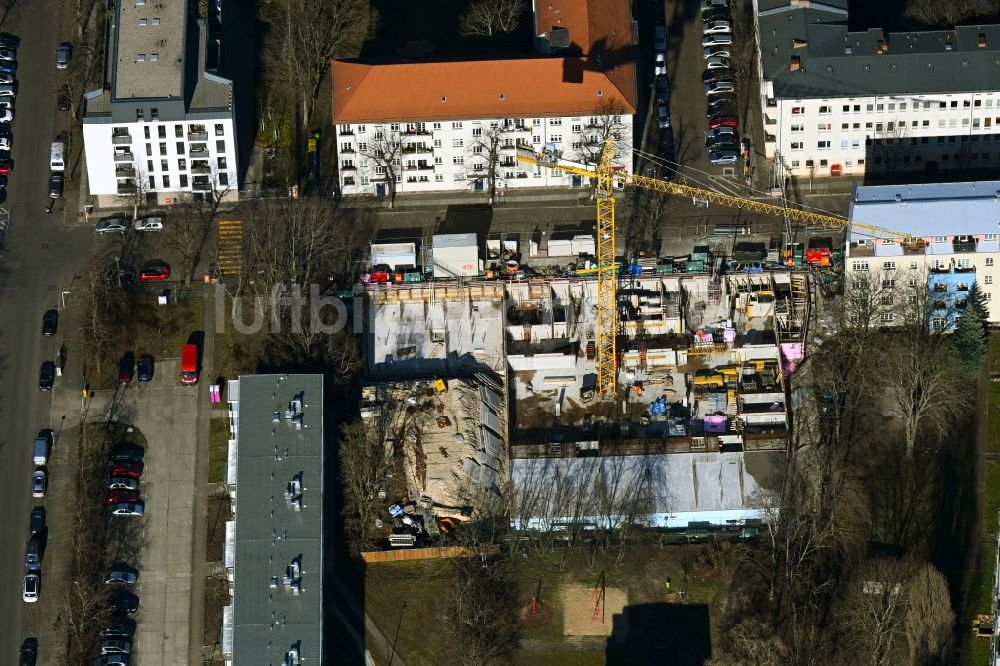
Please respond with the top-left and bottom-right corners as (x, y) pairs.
(709, 116), (738, 129)
(117, 352), (134, 384)
(139, 265), (170, 282)
(106, 490), (139, 505)
(110, 462), (143, 478)
(0, 160), (12, 174)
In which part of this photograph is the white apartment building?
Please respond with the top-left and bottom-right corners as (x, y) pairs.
(844, 180), (1000, 323)
(83, 0), (238, 207)
(331, 0), (636, 198)
(755, 0), (1000, 179)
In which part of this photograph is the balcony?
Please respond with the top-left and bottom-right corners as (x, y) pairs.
(402, 127), (431, 136)
(115, 166), (135, 177)
(339, 146), (355, 154)
(502, 124), (530, 133)
(192, 178), (213, 192)
(117, 181), (137, 195)
(401, 144), (432, 155)
(340, 163), (357, 172)
(113, 152), (134, 162)
(953, 237), (978, 253)
(190, 145), (209, 157)
(188, 131), (208, 142)
(112, 133), (132, 145)
(191, 164), (211, 175)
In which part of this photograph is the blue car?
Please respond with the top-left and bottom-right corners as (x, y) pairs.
(0, 60), (17, 73)
(137, 355), (154, 383)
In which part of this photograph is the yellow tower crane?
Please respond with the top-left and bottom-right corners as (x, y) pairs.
(517, 139), (915, 397)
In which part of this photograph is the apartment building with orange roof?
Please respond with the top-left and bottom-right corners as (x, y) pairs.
(331, 0), (637, 199)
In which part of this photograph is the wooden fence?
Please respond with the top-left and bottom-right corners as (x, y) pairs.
(360, 544), (499, 565)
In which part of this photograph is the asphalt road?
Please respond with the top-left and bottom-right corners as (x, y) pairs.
(0, 0), (92, 659)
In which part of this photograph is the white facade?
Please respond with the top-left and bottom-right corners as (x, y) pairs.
(765, 90), (1000, 178)
(83, 116), (238, 205)
(335, 114), (634, 197)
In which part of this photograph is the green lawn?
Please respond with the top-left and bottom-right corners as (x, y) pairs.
(365, 560), (450, 666)
(516, 653), (606, 666)
(208, 417), (229, 483)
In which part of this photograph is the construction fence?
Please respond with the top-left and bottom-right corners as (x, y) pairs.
(360, 544), (500, 565)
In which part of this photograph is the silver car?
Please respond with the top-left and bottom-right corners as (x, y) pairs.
(709, 149), (739, 165)
(96, 217), (129, 234)
(703, 20), (731, 35)
(101, 639), (132, 655)
(55, 43), (71, 69)
(32, 469), (47, 498)
(702, 33), (732, 47)
(23, 572), (39, 603)
(705, 80), (735, 96)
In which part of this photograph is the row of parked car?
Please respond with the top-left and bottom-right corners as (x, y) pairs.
(699, 0), (740, 165)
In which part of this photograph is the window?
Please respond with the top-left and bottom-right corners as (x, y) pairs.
(883, 261), (896, 270)
(216, 140), (225, 152)
(818, 105), (831, 114)
(159, 142), (167, 155)
(433, 139), (442, 148)
(434, 157), (442, 165)
(145, 143), (153, 156)
(548, 118), (562, 125)
(219, 173), (228, 186)
(357, 125), (366, 133)
(790, 124), (804, 133)
(841, 123), (849, 130)
(214, 124), (225, 136)
(876, 103), (884, 111)
(986, 276), (994, 285)
(910, 261), (918, 269)
(791, 106), (804, 115)
(435, 174), (443, 182)
(451, 122), (463, 130)
(148, 175), (155, 188)
(817, 140), (830, 149)
(951, 100), (958, 108)
(472, 145), (482, 154)
(178, 159), (186, 170)
(471, 127), (482, 137)
(899, 103), (906, 110)
(853, 261), (869, 271)
(389, 123), (399, 132)
(841, 140), (849, 148)
(842, 105), (850, 112)
(160, 159), (168, 171)
(452, 156), (464, 165)
(179, 174), (187, 187)
(908, 278), (919, 287)
(986, 234), (997, 240)
(571, 124), (582, 133)
(790, 142), (803, 150)
(162, 175), (170, 188)
(881, 313), (895, 323)
(218, 157), (227, 170)
(143, 126), (150, 139)
(866, 104), (874, 111)
(358, 142), (368, 152)
(157, 125), (166, 138)
(550, 135), (562, 143)
(147, 160), (154, 173)
(432, 122), (441, 130)
(923, 120), (930, 127)
(854, 104), (861, 112)
(452, 138), (464, 147)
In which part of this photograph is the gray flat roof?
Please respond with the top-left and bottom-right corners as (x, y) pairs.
(113, 0), (187, 99)
(759, 1), (1000, 99)
(232, 374), (325, 665)
(849, 180), (1000, 240)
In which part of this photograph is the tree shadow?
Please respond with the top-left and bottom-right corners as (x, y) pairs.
(606, 602), (711, 666)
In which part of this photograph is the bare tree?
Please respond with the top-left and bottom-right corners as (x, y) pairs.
(906, 0), (998, 27)
(339, 418), (394, 554)
(903, 562), (954, 664)
(81, 269), (125, 374)
(876, 336), (965, 458)
(871, 122), (916, 175)
(359, 126), (402, 207)
(837, 557), (910, 666)
(577, 99), (629, 168)
(458, 0), (526, 37)
(163, 206), (213, 286)
(466, 121), (508, 205)
(260, 0), (372, 127)
(726, 618), (788, 666)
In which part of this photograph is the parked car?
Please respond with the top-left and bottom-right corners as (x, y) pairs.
(30, 506), (45, 535)
(42, 309), (58, 336)
(110, 442), (144, 462)
(709, 115), (739, 129)
(22, 572), (39, 603)
(105, 264), (137, 286)
(653, 52), (666, 76)
(0, 32), (20, 48)
(655, 76), (669, 104)
(705, 80), (735, 96)
(137, 355), (154, 383)
(703, 6), (730, 22)
(117, 353), (134, 384)
(709, 149), (739, 164)
(708, 140), (739, 155)
(48, 172), (64, 198)
(19, 638), (37, 666)
(0, 60), (17, 74)
(701, 0), (728, 10)
(703, 67), (734, 83)
(39, 361), (55, 391)
(138, 265), (170, 282)
(702, 20), (731, 35)
(706, 96), (735, 114)
(101, 639), (132, 655)
(133, 215), (164, 231)
(104, 567), (139, 585)
(57, 84), (70, 111)
(95, 216), (129, 234)
(110, 462), (143, 478)
(109, 503), (144, 517)
(55, 42), (71, 69)
(108, 477), (139, 491)
(653, 25), (666, 51)
(106, 490), (139, 505)
(32, 469), (47, 498)
(702, 33), (732, 47)
(656, 103), (670, 129)
(704, 45), (731, 59)
(0, 49), (15, 62)
(706, 127), (738, 146)
(93, 655), (128, 666)
(100, 621), (136, 639)
(108, 591), (139, 614)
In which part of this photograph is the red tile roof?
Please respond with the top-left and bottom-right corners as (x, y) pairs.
(331, 57), (635, 124)
(331, 0), (635, 124)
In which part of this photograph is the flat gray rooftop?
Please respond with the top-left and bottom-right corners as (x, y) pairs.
(232, 374), (324, 665)
(114, 0), (186, 99)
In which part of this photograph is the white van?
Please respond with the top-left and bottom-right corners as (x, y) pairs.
(50, 141), (64, 171)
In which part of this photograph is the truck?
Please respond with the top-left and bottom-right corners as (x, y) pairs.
(180, 343), (199, 385)
(33, 435), (49, 466)
(50, 141), (64, 171)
